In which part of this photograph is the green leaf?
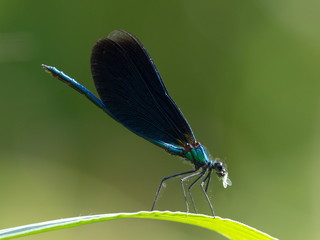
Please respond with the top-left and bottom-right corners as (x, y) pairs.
(0, 211), (278, 240)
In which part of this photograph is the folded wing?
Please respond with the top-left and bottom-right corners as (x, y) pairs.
(91, 30), (196, 152)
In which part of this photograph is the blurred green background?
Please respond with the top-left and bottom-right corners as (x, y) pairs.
(0, 0), (319, 239)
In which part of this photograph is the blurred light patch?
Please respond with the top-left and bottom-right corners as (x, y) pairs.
(0, 32), (37, 62)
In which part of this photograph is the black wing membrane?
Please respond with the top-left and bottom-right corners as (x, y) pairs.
(91, 30), (195, 150)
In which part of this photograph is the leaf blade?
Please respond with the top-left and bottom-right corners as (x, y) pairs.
(0, 211), (278, 240)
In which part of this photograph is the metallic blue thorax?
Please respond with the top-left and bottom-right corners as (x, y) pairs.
(183, 144), (212, 168)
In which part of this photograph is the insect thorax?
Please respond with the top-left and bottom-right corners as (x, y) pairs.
(183, 142), (212, 168)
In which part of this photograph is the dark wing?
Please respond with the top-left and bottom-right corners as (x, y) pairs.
(91, 30), (196, 152)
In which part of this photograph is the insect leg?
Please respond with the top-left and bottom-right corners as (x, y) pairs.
(187, 168), (207, 213)
(151, 169), (198, 211)
(180, 170), (204, 213)
(200, 170), (215, 216)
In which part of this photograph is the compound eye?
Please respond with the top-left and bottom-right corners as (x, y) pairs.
(215, 162), (223, 172)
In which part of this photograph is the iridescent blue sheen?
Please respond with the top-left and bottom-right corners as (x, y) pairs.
(42, 30), (231, 215)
